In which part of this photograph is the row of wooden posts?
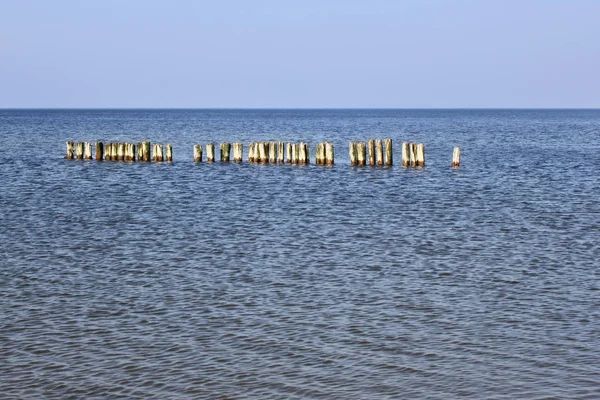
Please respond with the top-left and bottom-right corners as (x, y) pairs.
(66, 140), (461, 167)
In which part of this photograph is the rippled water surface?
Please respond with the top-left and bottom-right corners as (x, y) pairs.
(1, 109), (599, 399)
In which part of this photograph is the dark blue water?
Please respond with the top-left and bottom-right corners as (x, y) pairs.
(1, 109), (599, 399)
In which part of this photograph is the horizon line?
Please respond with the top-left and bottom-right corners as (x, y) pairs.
(1, 107), (600, 111)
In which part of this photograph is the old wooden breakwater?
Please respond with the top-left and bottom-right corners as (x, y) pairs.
(65, 141), (172, 162)
(66, 140), (461, 167)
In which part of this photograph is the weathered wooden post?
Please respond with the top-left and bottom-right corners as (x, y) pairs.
(116, 143), (124, 161)
(104, 143), (111, 161)
(220, 142), (230, 162)
(384, 138), (393, 166)
(286, 143), (292, 164)
(83, 142), (92, 160)
(401, 142), (409, 167)
(367, 139), (375, 166)
(137, 143), (142, 161)
(233, 142), (243, 162)
(95, 142), (104, 161)
(194, 144), (203, 162)
(299, 142), (306, 164)
(165, 144), (173, 162)
(409, 143), (416, 167)
(315, 143), (323, 164)
(452, 147), (461, 167)
(65, 141), (74, 159)
(75, 142), (84, 159)
(132, 143), (137, 161)
(375, 139), (384, 166)
(256, 142), (265, 163)
(349, 142), (357, 166)
(269, 142), (277, 163)
(357, 142), (366, 166)
(206, 143), (215, 162)
(278, 142), (284, 164)
(248, 143), (255, 162)
(325, 142), (334, 165)
(143, 142), (151, 162)
(291, 143), (298, 164)
(416, 143), (424, 167)
(153, 144), (164, 162)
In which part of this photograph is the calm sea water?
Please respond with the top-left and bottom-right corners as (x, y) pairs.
(1, 109), (599, 399)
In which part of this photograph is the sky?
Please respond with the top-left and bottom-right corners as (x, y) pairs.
(0, 0), (598, 108)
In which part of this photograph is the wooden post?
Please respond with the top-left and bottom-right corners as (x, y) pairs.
(286, 143), (292, 164)
(104, 143), (111, 161)
(416, 143), (424, 167)
(409, 143), (416, 167)
(95, 142), (104, 161)
(256, 142), (265, 163)
(269, 142), (277, 163)
(315, 143), (323, 164)
(131, 143), (137, 162)
(75, 142), (84, 159)
(278, 142), (284, 164)
(116, 143), (124, 161)
(375, 139), (384, 166)
(325, 142), (334, 165)
(248, 143), (255, 162)
(357, 142), (366, 166)
(220, 142), (230, 162)
(452, 147), (461, 167)
(298, 142), (306, 164)
(137, 143), (142, 161)
(143, 142), (151, 162)
(165, 144), (173, 162)
(291, 143), (298, 164)
(194, 144), (203, 162)
(206, 143), (215, 162)
(65, 141), (74, 159)
(401, 142), (409, 167)
(367, 139), (375, 166)
(233, 142), (243, 162)
(384, 138), (393, 166)
(83, 142), (92, 160)
(349, 142), (357, 166)
(153, 144), (164, 162)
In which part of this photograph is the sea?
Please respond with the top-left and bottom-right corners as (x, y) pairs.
(1, 109), (599, 399)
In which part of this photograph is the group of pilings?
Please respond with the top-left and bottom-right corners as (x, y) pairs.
(349, 139), (393, 166)
(400, 142), (425, 167)
(67, 140), (462, 167)
(65, 141), (172, 162)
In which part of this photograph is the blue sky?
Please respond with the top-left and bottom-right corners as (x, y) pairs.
(0, 0), (598, 108)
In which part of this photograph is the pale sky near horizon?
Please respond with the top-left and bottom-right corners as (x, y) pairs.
(0, 0), (598, 108)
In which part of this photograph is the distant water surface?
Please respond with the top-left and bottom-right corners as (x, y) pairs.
(1, 109), (599, 399)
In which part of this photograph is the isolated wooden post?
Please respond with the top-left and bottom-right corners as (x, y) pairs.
(232, 142), (242, 162)
(75, 142), (84, 159)
(269, 142), (277, 163)
(416, 143), (424, 167)
(349, 142), (357, 166)
(452, 147), (461, 167)
(220, 142), (230, 162)
(277, 142), (284, 163)
(375, 139), (383, 166)
(65, 141), (74, 159)
(95, 142), (103, 161)
(153, 144), (164, 162)
(384, 138), (393, 166)
(165, 144), (173, 162)
(367, 139), (375, 166)
(142, 142), (151, 161)
(286, 143), (292, 163)
(194, 144), (203, 162)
